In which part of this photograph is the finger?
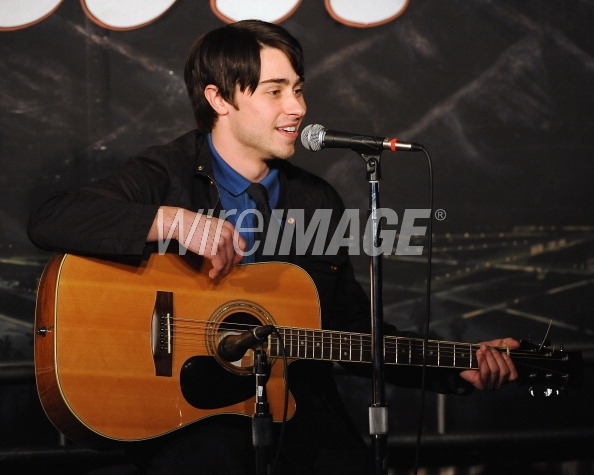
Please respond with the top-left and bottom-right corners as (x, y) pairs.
(204, 220), (243, 279)
(212, 223), (232, 269)
(484, 338), (521, 385)
(466, 346), (487, 390)
(215, 220), (241, 268)
(496, 348), (519, 383)
(232, 229), (247, 265)
(487, 346), (517, 389)
(480, 345), (502, 390)
(197, 218), (226, 278)
(486, 337), (520, 350)
(503, 351), (519, 382)
(502, 337), (521, 350)
(208, 257), (225, 279)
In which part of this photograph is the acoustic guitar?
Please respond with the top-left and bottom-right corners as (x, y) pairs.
(34, 253), (581, 448)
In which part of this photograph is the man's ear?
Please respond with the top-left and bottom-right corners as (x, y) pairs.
(204, 85), (229, 115)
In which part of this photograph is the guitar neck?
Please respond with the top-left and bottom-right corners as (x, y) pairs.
(269, 328), (479, 370)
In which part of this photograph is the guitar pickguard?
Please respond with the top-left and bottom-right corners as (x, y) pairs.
(180, 356), (257, 410)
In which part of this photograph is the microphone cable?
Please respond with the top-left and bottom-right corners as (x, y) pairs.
(413, 144), (434, 475)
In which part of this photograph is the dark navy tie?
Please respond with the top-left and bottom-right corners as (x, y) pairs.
(246, 183), (271, 261)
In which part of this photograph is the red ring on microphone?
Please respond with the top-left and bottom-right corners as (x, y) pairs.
(390, 138), (398, 152)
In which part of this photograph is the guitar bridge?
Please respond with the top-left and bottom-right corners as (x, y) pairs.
(151, 291), (174, 377)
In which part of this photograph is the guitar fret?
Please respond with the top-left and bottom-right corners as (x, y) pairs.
(453, 342), (456, 368)
(410, 339), (424, 366)
(332, 331), (341, 360)
(314, 330), (322, 359)
(437, 342), (441, 367)
(333, 331), (340, 360)
(352, 334), (361, 362)
(303, 330), (308, 359)
(301, 329), (308, 359)
(289, 328), (297, 358)
(346, 334), (350, 361)
(425, 340), (436, 367)
(360, 334), (366, 362)
(384, 336), (392, 364)
(453, 343), (471, 369)
(278, 329), (285, 357)
(363, 335), (368, 362)
(388, 336), (397, 365)
(294, 329), (300, 358)
(331, 331), (337, 360)
(440, 342), (454, 368)
(281, 328), (288, 357)
(395, 339), (409, 365)
(271, 329), (479, 371)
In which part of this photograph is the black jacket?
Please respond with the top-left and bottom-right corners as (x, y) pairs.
(29, 130), (471, 437)
(28, 130), (371, 336)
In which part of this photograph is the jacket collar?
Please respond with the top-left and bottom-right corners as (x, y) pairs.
(194, 132), (215, 178)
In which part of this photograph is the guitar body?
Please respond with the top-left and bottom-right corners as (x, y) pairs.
(35, 253), (321, 447)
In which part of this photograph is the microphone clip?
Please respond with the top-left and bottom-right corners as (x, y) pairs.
(218, 325), (275, 362)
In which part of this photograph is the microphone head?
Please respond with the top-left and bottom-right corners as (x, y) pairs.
(301, 124), (326, 152)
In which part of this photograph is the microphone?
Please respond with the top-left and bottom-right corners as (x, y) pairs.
(218, 325), (275, 362)
(301, 124), (423, 153)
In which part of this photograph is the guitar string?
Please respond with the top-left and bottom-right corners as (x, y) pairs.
(170, 319), (541, 357)
(158, 319), (561, 365)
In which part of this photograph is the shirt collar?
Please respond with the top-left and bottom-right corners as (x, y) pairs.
(208, 133), (279, 204)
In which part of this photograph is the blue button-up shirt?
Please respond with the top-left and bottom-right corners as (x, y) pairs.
(208, 134), (279, 262)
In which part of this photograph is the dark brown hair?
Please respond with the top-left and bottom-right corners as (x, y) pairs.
(184, 20), (305, 132)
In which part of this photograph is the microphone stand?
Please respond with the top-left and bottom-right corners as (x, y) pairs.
(252, 345), (273, 475)
(361, 152), (389, 475)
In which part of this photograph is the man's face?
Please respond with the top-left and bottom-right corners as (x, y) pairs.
(226, 47), (306, 162)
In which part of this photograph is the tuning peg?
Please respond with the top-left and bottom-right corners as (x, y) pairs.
(529, 386), (560, 398)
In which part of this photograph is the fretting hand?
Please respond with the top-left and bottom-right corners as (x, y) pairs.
(460, 338), (520, 390)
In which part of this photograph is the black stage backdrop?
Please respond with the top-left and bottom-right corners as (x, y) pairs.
(1, 1), (593, 471)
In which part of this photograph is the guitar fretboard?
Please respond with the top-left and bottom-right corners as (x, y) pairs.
(269, 328), (479, 370)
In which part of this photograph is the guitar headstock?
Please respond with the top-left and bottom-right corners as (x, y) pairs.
(514, 340), (583, 396)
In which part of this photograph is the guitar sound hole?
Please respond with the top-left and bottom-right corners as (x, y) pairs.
(219, 312), (262, 337)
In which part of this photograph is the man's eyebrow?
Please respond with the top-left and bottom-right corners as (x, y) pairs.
(258, 77), (305, 86)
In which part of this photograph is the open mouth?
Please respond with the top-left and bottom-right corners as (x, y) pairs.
(276, 126), (298, 136)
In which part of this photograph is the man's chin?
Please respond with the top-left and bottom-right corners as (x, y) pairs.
(272, 145), (296, 160)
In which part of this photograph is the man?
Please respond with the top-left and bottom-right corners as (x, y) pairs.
(28, 20), (519, 475)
